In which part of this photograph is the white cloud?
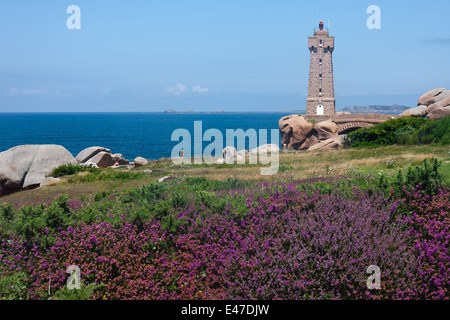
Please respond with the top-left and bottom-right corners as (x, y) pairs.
(3, 88), (70, 97)
(8, 88), (48, 96)
(164, 83), (210, 95)
(165, 83), (188, 95)
(192, 85), (209, 93)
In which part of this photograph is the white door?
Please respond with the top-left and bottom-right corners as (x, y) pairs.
(317, 104), (324, 115)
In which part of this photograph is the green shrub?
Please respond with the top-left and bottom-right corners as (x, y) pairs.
(0, 203), (14, 221)
(160, 213), (185, 233)
(400, 158), (442, 195)
(395, 125), (415, 145)
(365, 158), (442, 197)
(432, 115), (450, 144)
(0, 272), (27, 300)
(120, 183), (168, 205)
(93, 190), (117, 202)
(279, 165), (294, 172)
(51, 283), (105, 300)
(0, 195), (74, 248)
(182, 177), (251, 191)
(348, 116), (450, 148)
(49, 163), (100, 178)
(347, 117), (427, 148)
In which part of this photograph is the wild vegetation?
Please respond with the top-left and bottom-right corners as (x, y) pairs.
(0, 157), (448, 300)
(346, 115), (450, 148)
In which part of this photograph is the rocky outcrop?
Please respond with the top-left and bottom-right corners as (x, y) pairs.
(40, 177), (62, 187)
(112, 154), (129, 165)
(279, 115), (314, 150)
(75, 147), (111, 163)
(418, 88), (449, 106)
(426, 97), (450, 114)
(88, 152), (116, 168)
(308, 135), (346, 152)
(299, 135), (319, 150)
(0, 145), (76, 195)
(81, 162), (99, 168)
(222, 146), (236, 164)
(134, 157), (149, 167)
(427, 106), (450, 120)
(76, 146), (130, 168)
(158, 176), (176, 183)
(249, 144), (280, 155)
(314, 120), (338, 140)
(400, 88), (450, 120)
(400, 105), (428, 118)
(216, 144), (278, 164)
(237, 150), (249, 158)
(279, 115), (343, 151)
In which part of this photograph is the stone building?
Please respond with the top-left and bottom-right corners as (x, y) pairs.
(306, 20), (335, 116)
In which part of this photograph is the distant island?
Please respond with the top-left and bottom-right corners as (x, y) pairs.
(164, 109), (228, 114)
(340, 104), (409, 114)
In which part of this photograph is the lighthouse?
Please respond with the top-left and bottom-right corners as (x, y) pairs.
(306, 20), (336, 116)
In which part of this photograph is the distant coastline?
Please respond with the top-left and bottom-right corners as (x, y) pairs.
(163, 105), (409, 114)
(163, 109), (307, 114)
(341, 104), (409, 114)
(0, 111), (305, 115)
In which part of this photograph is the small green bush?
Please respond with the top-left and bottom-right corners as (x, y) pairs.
(279, 165), (294, 172)
(0, 195), (74, 248)
(432, 115), (450, 144)
(0, 203), (15, 221)
(347, 117), (427, 148)
(51, 283), (105, 300)
(0, 273), (27, 300)
(400, 158), (442, 195)
(49, 163), (100, 178)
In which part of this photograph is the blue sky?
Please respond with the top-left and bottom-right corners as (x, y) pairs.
(0, 0), (449, 112)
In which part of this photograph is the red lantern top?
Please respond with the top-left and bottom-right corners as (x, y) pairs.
(319, 20), (324, 31)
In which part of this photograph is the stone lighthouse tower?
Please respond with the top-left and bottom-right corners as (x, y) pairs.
(306, 20), (335, 116)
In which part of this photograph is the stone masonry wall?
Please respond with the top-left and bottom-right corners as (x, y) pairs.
(306, 30), (335, 116)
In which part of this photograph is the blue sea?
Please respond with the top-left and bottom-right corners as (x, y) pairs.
(0, 113), (289, 161)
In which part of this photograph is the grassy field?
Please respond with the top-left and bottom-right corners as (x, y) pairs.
(2, 144), (449, 207)
(1, 143), (449, 300)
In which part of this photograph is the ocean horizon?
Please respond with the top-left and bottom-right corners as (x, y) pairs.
(0, 112), (288, 161)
